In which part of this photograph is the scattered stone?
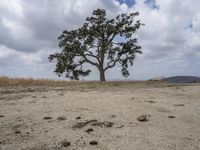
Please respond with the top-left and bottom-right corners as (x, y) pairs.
(85, 128), (94, 133)
(137, 115), (149, 122)
(76, 116), (81, 120)
(115, 125), (124, 129)
(59, 92), (64, 96)
(157, 107), (170, 113)
(131, 97), (135, 100)
(15, 130), (21, 134)
(42, 96), (47, 98)
(91, 121), (114, 128)
(43, 116), (52, 120)
(168, 115), (176, 118)
(32, 96), (37, 98)
(26, 131), (30, 134)
(89, 141), (98, 145)
(146, 100), (155, 103)
(57, 116), (67, 121)
(91, 121), (104, 127)
(183, 137), (192, 141)
(60, 139), (70, 147)
(0, 140), (6, 145)
(105, 122), (114, 127)
(110, 114), (117, 118)
(174, 104), (184, 106)
(0, 115), (5, 118)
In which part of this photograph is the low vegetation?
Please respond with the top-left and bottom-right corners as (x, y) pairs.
(0, 76), (198, 88)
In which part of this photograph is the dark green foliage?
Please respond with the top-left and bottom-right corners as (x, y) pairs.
(49, 9), (143, 81)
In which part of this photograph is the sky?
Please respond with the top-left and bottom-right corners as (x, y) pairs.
(0, 0), (200, 80)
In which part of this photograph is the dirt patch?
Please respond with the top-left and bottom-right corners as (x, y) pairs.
(72, 119), (97, 129)
(0, 82), (200, 150)
(0, 94), (29, 102)
(0, 87), (48, 94)
(72, 119), (114, 129)
(91, 121), (114, 128)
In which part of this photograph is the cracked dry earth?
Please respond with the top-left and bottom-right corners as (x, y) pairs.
(0, 83), (200, 150)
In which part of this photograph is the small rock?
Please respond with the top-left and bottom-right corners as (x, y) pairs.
(57, 116), (67, 121)
(115, 125), (124, 129)
(146, 100), (155, 103)
(86, 128), (94, 133)
(42, 96), (47, 98)
(89, 141), (98, 145)
(105, 122), (114, 127)
(174, 104), (184, 106)
(137, 115), (149, 122)
(61, 140), (70, 147)
(43, 116), (52, 120)
(26, 131), (30, 134)
(168, 115), (176, 118)
(32, 96), (37, 98)
(0, 115), (5, 118)
(111, 114), (117, 118)
(0, 140), (6, 145)
(59, 92), (64, 96)
(76, 116), (81, 120)
(131, 97), (135, 100)
(15, 130), (21, 134)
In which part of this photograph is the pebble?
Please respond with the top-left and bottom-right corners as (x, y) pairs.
(61, 140), (70, 147)
(15, 130), (21, 134)
(137, 115), (149, 122)
(89, 141), (98, 145)
(0, 115), (5, 118)
(76, 116), (81, 120)
(43, 116), (52, 120)
(57, 116), (67, 121)
(86, 128), (94, 133)
(168, 115), (176, 118)
(174, 104), (184, 106)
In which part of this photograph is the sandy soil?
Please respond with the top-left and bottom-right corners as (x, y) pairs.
(0, 83), (200, 150)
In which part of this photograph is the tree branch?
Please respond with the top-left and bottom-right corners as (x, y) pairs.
(104, 58), (120, 71)
(82, 54), (99, 67)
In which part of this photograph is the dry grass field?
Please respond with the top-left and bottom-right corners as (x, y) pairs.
(0, 77), (200, 150)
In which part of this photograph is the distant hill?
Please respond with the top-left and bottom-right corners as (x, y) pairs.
(162, 76), (200, 83)
(150, 76), (165, 81)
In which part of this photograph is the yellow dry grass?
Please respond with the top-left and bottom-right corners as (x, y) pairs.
(0, 76), (72, 87)
(0, 76), (195, 89)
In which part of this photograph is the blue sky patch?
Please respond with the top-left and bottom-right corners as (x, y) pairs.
(187, 21), (193, 29)
(185, 21), (193, 29)
(144, 0), (159, 10)
(116, 0), (135, 8)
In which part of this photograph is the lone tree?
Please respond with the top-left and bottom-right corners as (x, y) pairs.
(49, 9), (143, 81)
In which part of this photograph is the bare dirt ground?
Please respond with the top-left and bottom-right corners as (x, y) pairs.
(0, 82), (200, 150)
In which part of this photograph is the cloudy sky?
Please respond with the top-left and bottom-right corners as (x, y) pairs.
(0, 0), (199, 80)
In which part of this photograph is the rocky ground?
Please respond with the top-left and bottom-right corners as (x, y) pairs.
(0, 82), (200, 150)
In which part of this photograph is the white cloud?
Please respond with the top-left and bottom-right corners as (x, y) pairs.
(0, 0), (199, 80)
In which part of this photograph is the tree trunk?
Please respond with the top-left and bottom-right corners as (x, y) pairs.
(99, 68), (105, 82)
